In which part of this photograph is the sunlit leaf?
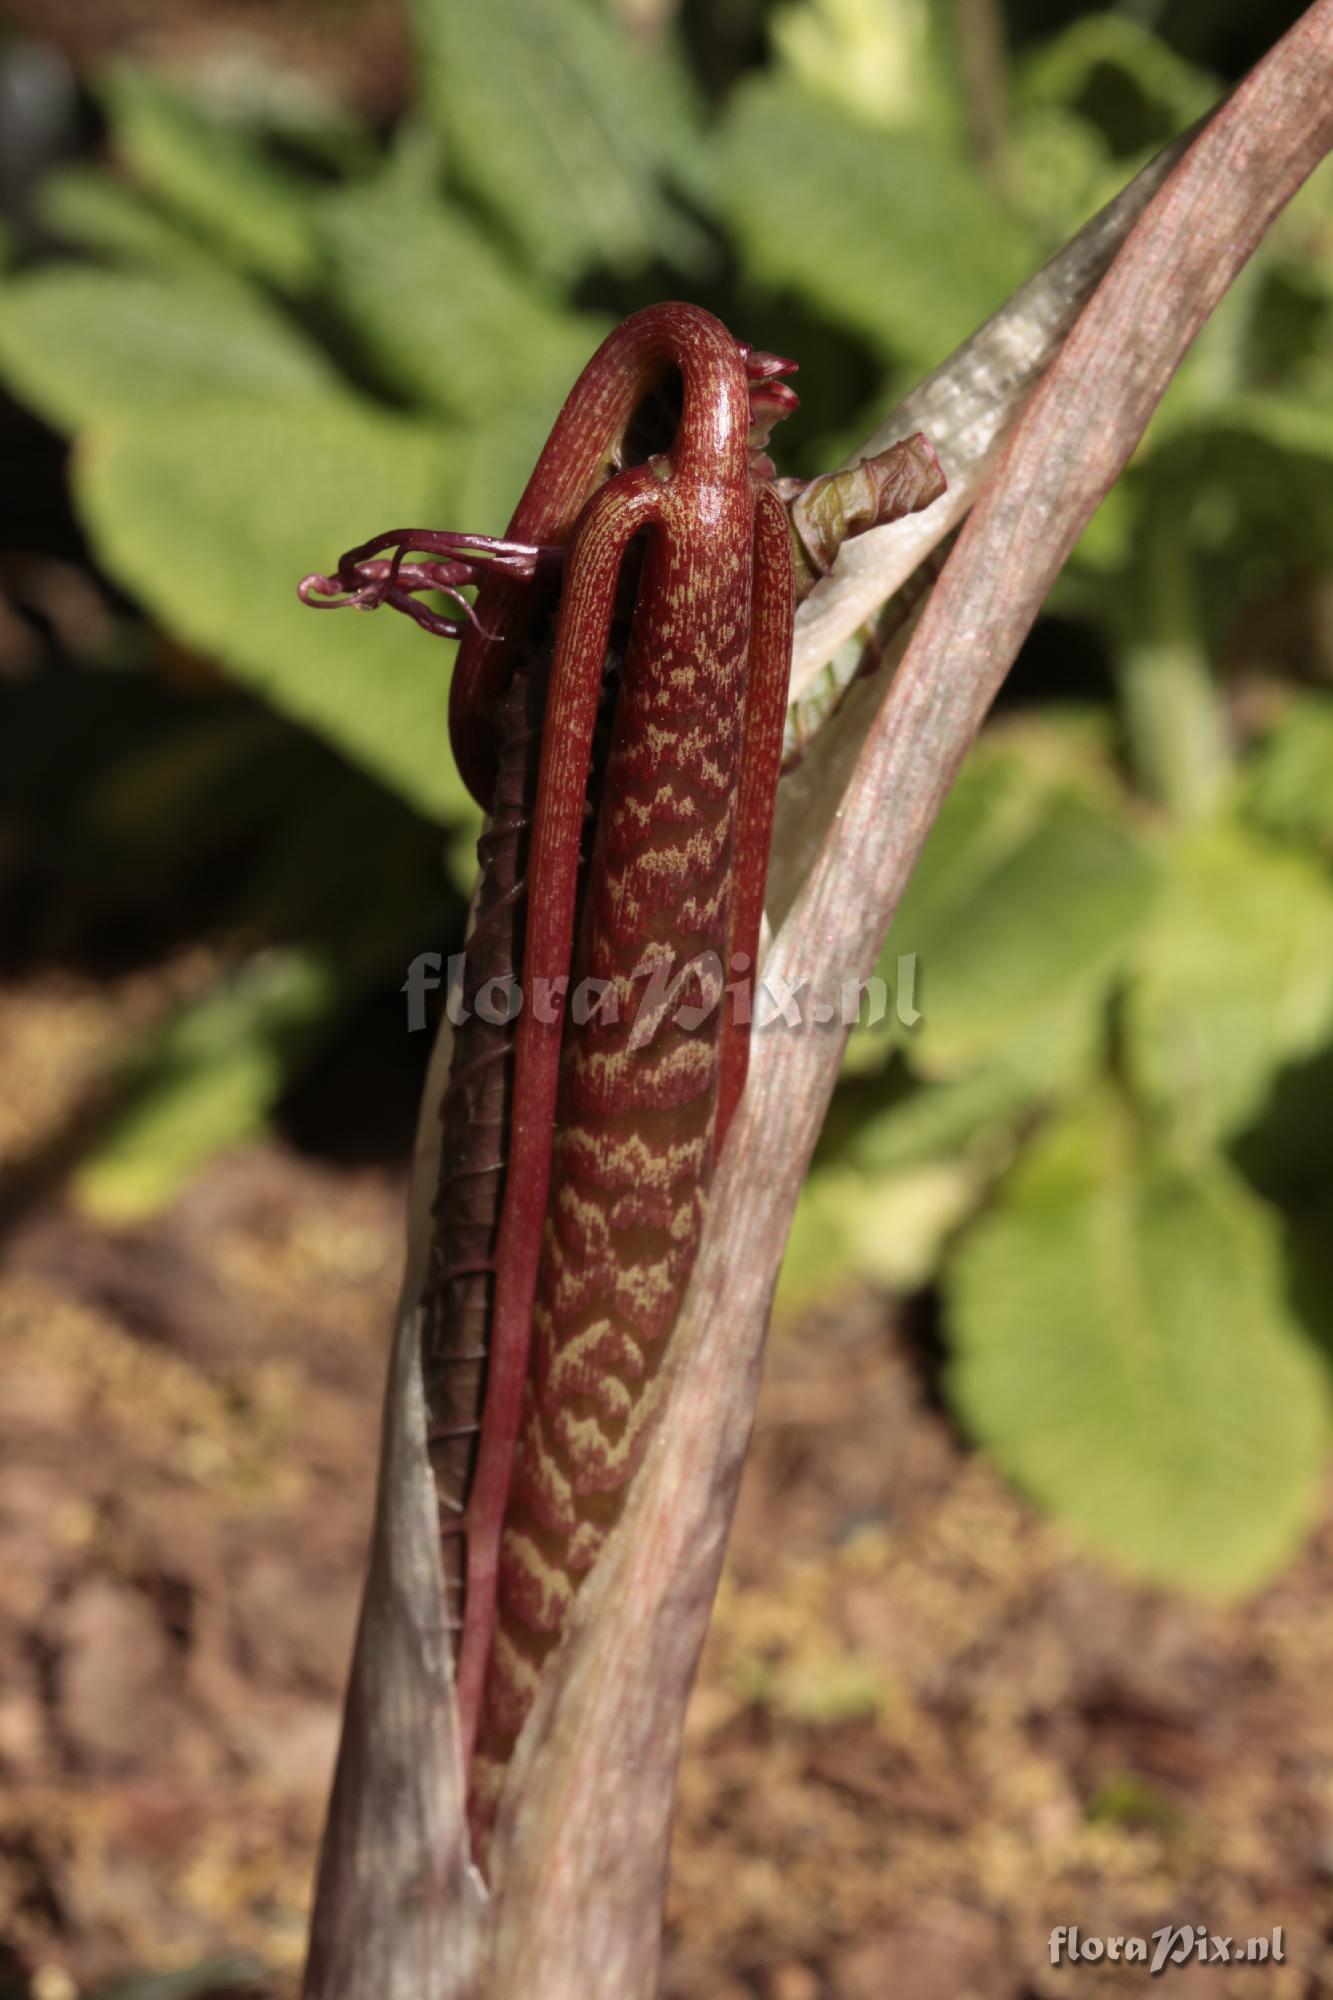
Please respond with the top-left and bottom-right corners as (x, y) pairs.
(0, 267), (334, 432)
(318, 173), (602, 417)
(38, 166), (231, 277)
(779, 1154), (981, 1309)
(869, 741), (1157, 1075)
(452, 376), (592, 540)
(850, 979), (1104, 1175)
(409, 0), (706, 282)
(76, 396), (474, 820)
(948, 1093), (1328, 1594)
(713, 74), (1034, 367)
(1242, 692), (1333, 853)
(1124, 818), (1333, 1145)
(103, 66), (319, 290)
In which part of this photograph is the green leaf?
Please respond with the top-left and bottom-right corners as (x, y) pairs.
(75, 396), (474, 821)
(103, 67), (319, 290)
(318, 174), (602, 418)
(1124, 819), (1333, 1146)
(713, 75), (1034, 368)
(1242, 692), (1333, 853)
(780, 1155), (982, 1309)
(851, 979), (1104, 1176)
(409, 0), (706, 282)
(819, 949), (1110, 1296)
(37, 166), (232, 277)
(871, 740), (1157, 1075)
(947, 1094), (1328, 1595)
(0, 268), (335, 433)
(76, 948), (338, 1222)
(1217, 388), (1333, 470)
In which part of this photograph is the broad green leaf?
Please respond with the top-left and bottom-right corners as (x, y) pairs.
(76, 948), (337, 1222)
(1242, 693), (1333, 853)
(868, 741), (1156, 1075)
(1124, 820), (1333, 1146)
(820, 951), (1109, 1297)
(825, 1158), (982, 1291)
(0, 268), (334, 433)
(947, 1095), (1328, 1595)
(38, 166), (232, 277)
(409, 0), (706, 282)
(103, 67), (319, 290)
(850, 1063), (1037, 1175)
(76, 397), (473, 821)
(713, 75), (1034, 368)
(850, 978), (1104, 1176)
(318, 175), (602, 417)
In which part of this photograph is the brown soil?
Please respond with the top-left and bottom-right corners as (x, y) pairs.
(2, 975), (1331, 2000)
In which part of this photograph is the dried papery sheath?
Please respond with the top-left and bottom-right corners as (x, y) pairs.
(778, 431), (946, 600)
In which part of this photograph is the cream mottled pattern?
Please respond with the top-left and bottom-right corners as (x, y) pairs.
(471, 493), (759, 1804)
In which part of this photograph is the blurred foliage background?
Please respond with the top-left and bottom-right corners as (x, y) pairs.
(1, 0), (1331, 1610)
